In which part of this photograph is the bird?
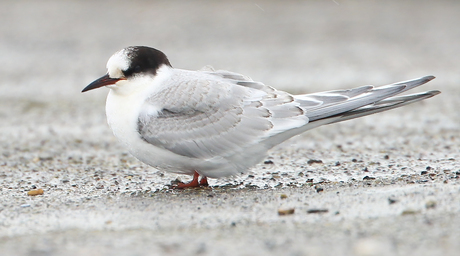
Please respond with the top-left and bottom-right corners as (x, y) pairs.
(82, 46), (440, 188)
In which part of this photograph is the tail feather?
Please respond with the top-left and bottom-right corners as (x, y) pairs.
(305, 85), (406, 121)
(327, 90), (440, 124)
(300, 76), (438, 122)
(393, 75), (435, 93)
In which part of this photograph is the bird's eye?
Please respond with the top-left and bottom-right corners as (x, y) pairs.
(122, 65), (141, 77)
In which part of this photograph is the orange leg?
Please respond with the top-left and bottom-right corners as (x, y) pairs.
(199, 176), (208, 186)
(175, 171), (209, 189)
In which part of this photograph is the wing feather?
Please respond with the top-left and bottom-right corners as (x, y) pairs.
(138, 70), (307, 161)
(137, 69), (437, 173)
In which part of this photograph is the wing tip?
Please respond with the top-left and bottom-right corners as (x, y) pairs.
(426, 90), (441, 96)
(423, 75), (436, 82)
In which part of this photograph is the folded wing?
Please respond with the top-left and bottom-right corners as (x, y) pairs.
(137, 70), (438, 175)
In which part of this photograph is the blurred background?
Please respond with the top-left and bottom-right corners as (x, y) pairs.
(2, 0), (459, 98)
(1, 1), (459, 255)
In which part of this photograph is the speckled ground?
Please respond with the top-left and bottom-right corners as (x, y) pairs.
(1, 1), (459, 256)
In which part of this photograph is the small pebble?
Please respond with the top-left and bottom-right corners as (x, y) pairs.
(307, 159), (323, 165)
(388, 197), (398, 204)
(307, 209), (328, 214)
(27, 189), (44, 196)
(401, 209), (419, 215)
(278, 208), (295, 216)
(39, 155), (53, 161)
(280, 194), (288, 199)
(425, 200), (437, 209)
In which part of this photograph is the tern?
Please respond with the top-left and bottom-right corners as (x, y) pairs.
(83, 46), (440, 188)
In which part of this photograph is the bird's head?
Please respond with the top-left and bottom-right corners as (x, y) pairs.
(82, 46), (172, 94)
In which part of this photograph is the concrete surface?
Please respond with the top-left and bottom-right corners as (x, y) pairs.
(1, 1), (459, 255)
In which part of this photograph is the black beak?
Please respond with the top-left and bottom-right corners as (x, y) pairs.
(82, 74), (125, 92)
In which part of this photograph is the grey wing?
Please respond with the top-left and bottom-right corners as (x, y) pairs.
(297, 75), (439, 122)
(137, 71), (309, 162)
(137, 71), (438, 172)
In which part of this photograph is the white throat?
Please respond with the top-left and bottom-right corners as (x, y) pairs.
(104, 64), (173, 149)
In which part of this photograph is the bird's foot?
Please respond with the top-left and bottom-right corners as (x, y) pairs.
(175, 171), (209, 189)
(199, 176), (209, 186)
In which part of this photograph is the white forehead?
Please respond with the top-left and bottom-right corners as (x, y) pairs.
(106, 48), (131, 78)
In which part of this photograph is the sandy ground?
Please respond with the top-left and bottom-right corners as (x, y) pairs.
(1, 1), (459, 255)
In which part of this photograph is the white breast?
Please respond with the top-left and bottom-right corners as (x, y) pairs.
(105, 65), (172, 147)
(104, 66), (220, 175)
